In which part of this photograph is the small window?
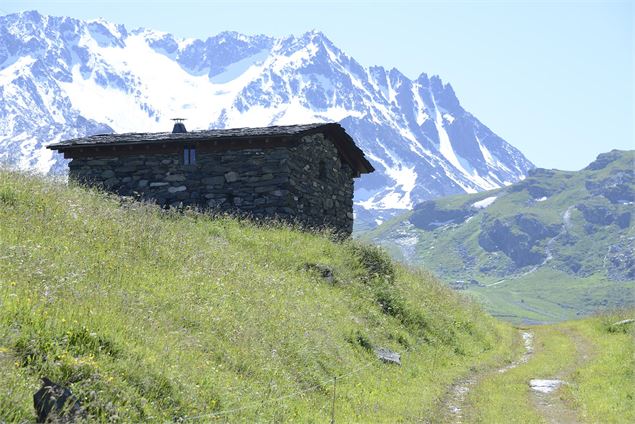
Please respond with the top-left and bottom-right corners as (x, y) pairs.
(184, 147), (196, 165)
(318, 160), (327, 180)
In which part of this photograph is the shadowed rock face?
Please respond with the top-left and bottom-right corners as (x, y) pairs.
(508, 169), (565, 199)
(409, 201), (473, 230)
(576, 205), (631, 229)
(585, 171), (635, 204)
(584, 150), (623, 171)
(606, 240), (635, 281)
(477, 214), (559, 268)
(576, 204), (616, 226)
(478, 218), (542, 267)
(514, 214), (560, 241)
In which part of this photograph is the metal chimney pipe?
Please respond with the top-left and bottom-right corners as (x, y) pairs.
(171, 118), (187, 133)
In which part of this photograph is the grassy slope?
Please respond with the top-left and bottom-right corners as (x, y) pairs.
(0, 170), (513, 423)
(569, 312), (635, 423)
(464, 310), (635, 423)
(361, 150), (635, 324)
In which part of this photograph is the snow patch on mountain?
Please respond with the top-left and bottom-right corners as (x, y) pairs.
(472, 196), (497, 209)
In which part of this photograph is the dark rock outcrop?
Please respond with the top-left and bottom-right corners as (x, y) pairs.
(303, 263), (335, 284)
(576, 204), (616, 226)
(478, 214), (558, 268)
(584, 150), (623, 171)
(585, 170), (635, 204)
(409, 201), (472, 230)
(514, 214), (560, 240)
(576, 205), (631, 229)
(508, 168), (564, 198)
(606, 240), (635, 281)
(34, 378), (85, 423)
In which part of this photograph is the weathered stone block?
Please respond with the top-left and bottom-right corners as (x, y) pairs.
(207, 198), (226, 207)
(104, 177), (119, 187)
(202, 176), (225, 185)
(86, 160), (108, 166)
(255, 186), (276, 193)
(225, 171), (240, 183)
(168, 185), (187, 193)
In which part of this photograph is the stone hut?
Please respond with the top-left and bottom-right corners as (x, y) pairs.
(47, 122), (374, 235)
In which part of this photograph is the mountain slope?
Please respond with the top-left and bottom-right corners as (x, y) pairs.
(0, 11), (533, 226)
(0, 169), (512, 422)
(363, 150), (635, 323)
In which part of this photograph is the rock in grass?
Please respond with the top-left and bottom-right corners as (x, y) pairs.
(34, 377), (86, 423)
(375, 347), (401, 365)
(303, 263), (335, 284)
(611, 318), (634, 326)
(607, 318), (634, 333)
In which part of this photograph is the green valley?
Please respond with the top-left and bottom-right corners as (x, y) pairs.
(361, 150), (634, 324)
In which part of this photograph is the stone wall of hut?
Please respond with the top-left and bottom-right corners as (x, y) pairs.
(67, 133), (355, 234)
(287, 133), (355, 234)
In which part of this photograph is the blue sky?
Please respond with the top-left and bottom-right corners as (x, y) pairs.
(1, 0), (632, 170)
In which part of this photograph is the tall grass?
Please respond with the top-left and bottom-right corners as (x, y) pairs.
(566, 310), (635, 423)
(0, 170), (510, 422)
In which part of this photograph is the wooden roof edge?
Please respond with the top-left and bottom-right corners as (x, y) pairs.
(46, 133), (296, 151)
(320, 124), (375, 175)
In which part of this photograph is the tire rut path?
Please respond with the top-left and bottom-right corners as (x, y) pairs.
(529, 327), (595, 424)
(433, 329), (534, 423)
(429, 326), (595, 424)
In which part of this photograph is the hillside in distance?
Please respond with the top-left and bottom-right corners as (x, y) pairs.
(362, 150), (635, 324)
(0, 10), (533, 228)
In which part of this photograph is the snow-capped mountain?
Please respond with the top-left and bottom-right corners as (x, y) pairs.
(0, 11), (533, 226)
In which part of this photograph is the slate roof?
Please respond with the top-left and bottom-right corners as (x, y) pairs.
(49, 123), (336, 147)
(47, 123), (374, 174)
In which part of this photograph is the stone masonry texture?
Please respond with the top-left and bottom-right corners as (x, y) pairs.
(68, 133), (357, 235)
